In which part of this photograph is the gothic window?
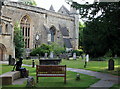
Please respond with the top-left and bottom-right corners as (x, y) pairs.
(20, 15), (30, 48)
(5, 24), (8, 33)
(50, 27), (56, 42)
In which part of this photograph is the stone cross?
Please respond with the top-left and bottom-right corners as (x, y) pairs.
(50, 51), (53, 58)
(73, 53), (76, 60)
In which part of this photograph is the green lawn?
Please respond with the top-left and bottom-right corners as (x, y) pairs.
(1, 64), (99, 88)
(110, 84), (120, 89)
(22, 57), (120, 76)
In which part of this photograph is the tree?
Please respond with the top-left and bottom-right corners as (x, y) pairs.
(18, 0), (37, 6)
(14, 23), (24, 58)
(66, 0), (120, 58)
(79, 22), (85, 49)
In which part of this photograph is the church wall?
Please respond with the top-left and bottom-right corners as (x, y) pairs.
(1, 1), (78, 51)
(0, 33), (15, 60)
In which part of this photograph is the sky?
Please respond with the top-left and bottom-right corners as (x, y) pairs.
(10, 0), (94, 11)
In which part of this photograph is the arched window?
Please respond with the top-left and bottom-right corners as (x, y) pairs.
(50, 26), (56, 42)
(20, 15), (30, 48)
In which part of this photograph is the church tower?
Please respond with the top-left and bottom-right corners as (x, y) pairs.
(70, 6), (79, 49)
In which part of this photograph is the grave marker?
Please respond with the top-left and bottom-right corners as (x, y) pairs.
(108, 59), (114, 70)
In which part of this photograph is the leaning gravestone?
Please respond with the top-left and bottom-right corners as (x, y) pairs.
(10, 58), (15, 66)
(73, 53), (76, 60)
(50, 52), (53, 58)
(108, 59), (114, 70)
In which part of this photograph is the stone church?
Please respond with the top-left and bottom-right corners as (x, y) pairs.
(0, 0), (79, 61)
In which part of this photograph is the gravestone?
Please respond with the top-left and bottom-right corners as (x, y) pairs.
(50, 52), (53, 58)
(8, 55), (12, 65)
(86, 54), (89, 62)
(114, 54), (117, 58)
(73, 53), (76, 60)
(83, 54), (85, 60)
(108, 59), (114, 70)
(84, 54), (89, 68)
(37, 54), (40, 59)
(10, 58), (15, 66)
(44, 53), (48, 58)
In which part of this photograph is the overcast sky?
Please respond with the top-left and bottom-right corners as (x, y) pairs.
(10, 0), (94, 11)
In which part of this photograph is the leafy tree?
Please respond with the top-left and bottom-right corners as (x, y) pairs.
(14, 23), (24, 58)
(79, 22), (85, 48)
(18, 0), (37, 6)
(67, 1), (120, 58)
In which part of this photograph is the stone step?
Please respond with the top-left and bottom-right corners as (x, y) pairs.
(0, 71), (20, 85)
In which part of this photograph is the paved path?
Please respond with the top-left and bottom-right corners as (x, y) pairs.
(1, 61), (119, 89)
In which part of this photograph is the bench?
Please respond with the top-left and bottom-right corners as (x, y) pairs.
(0, 71), (20, 85)
(36, 65), (66, 83)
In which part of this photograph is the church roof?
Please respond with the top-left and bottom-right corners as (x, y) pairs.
(49, 5), (55, 11)
(58, 5), (70, 15)
(63, 38), (72, 48)
(59, 25), (69, 36)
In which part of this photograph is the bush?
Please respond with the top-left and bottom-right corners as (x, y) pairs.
(72, 49), (83, 56)
(50, 42), (66, 56)
(30, 44), (51, 56)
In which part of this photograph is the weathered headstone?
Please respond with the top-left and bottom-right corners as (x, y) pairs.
(84, 54), (89, 68)
(114, 54), (117, 58)
(108, 59), (114, 70)
(86, 54), (89, 62)
(10, 58), (15, 66)
(73, 53), (76, 60)
(44, 53), (48, 58)
(50, 52), (53, 58)
(37, 54), (40, 59)
(83, 54), (85, 60)
(8, 55), (12, 65)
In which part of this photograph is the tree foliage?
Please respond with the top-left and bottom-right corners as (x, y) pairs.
(30, 43), (66, 57)
(67, 1), (120, 58)
(14, 23), (24, 58)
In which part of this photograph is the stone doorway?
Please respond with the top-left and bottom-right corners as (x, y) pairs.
(0, 43), (6, 61)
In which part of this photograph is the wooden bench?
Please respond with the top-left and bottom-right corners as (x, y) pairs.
(36, 65), (66, 83)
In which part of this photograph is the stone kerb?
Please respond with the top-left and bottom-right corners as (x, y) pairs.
(0, 71), (20, 85)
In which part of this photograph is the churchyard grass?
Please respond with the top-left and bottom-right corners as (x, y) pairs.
(110, 84), (120, 89)
(1, 64), (99, 88)
(22, 57), (120, 76)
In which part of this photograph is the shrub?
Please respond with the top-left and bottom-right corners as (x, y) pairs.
(50, 42), (66, 56)
(30, 44), (51, 56)
(72, 49), (83, 56)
